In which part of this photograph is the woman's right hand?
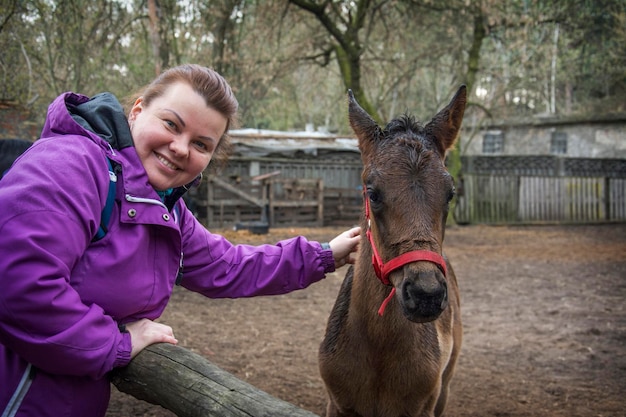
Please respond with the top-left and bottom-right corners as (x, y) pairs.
(125, 318), (178, 359)
(328, 226), (361, 268)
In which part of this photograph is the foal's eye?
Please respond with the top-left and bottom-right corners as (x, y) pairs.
(447, 186), (456, 203)
(367, 188), (382, 206)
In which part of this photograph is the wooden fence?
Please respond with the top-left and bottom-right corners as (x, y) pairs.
(188, 155), (626, 227)
(454, 156), (626, 224)
(193, 173), (327, 228)
(191, 155), (363, 228)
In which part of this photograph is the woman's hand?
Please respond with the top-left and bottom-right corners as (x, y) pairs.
(328, 226), (361, 269)
(125, 318), (178, 359)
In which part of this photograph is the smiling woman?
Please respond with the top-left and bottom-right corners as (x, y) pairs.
(0, 64), (361, 417)
(128, 82), (227, 191)
(126, 65), (238, 192)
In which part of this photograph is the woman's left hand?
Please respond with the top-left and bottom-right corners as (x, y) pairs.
(126, 318), (178, 359)
(328, 226), (361, 269)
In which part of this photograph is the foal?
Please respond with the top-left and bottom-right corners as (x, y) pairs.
(319, 87), (466, 417)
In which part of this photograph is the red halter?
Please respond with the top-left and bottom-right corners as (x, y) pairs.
(364, 195), (448, 316)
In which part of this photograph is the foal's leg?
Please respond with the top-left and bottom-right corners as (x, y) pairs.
(433, 385), (449, 417)
(434, 351), (458, 416)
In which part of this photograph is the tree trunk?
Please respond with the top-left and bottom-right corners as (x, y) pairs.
(465, 10), (486, 95)
(147, 0), (161, 76)
(288, 0), (383, 124)
(110, 343), (320, 417)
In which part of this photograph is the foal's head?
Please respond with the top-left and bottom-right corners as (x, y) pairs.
(349, 86), (466, 323)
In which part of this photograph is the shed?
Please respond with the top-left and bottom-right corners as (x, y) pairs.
(191, 129), (363, 229)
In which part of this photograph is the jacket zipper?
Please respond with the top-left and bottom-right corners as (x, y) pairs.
(176, 251), (184, 285)
(2, 363), (35, 417)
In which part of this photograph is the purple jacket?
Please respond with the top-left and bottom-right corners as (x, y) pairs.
(0, 92), (335, 417)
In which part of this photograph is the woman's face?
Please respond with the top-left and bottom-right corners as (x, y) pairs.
(128, 82), (228, 191)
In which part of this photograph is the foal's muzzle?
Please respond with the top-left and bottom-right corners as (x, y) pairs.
(400, 270), (448, 323)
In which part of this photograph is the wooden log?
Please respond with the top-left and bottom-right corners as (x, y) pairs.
(109, 343), (320, 417)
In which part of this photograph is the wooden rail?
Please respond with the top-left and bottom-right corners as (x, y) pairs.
(110, 343), (320, 417)
(198, 176), (326, 227)
(209, 176), (266, 207)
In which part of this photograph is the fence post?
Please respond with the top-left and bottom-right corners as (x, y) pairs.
(604, 176), (611, 221)
(317, 179), (324, 226)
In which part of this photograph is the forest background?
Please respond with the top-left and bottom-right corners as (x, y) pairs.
(1, 0), (624, 142)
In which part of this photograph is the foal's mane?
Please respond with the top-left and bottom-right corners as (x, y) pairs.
(383, 114), (425, 138)
(380, 114), (442, 162)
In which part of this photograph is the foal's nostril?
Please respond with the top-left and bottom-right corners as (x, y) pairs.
(440, 280), (448, 309)
(440, 286), (449, 309)
(402, 283), (418, 310)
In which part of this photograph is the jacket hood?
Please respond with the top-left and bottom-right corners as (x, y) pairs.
(69, 92), (134, 150)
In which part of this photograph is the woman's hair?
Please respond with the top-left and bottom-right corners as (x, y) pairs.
(0, 138), (33, 178)
(126, 64), (239, 170)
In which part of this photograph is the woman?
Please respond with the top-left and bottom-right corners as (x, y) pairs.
(0, 64), (360, 417)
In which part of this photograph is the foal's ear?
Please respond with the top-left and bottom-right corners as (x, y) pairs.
(348, 90), (382, 157)
(425, 85), (467, 158)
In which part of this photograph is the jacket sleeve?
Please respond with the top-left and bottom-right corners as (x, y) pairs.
(0, 136), (132, 379)
(178, 209), (336, 298)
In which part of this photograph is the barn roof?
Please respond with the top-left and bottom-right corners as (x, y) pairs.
(229, 128), (359, 158)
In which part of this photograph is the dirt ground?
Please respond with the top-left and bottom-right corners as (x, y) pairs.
(106, 223), (626, 417)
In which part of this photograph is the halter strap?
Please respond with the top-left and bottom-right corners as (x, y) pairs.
(364, 193), (447, 316)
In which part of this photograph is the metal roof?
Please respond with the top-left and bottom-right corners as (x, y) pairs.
(229, 128), (359, 158)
